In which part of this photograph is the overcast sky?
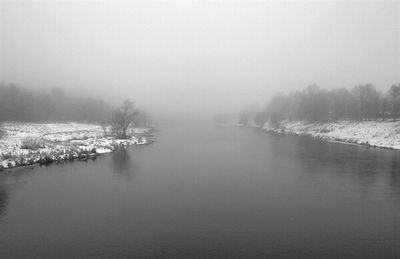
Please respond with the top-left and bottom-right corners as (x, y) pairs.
(1, 0), (399, 115)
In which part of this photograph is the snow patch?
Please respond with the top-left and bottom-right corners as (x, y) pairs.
(0, 122), (152, 170)
(263, 120), (400, 150)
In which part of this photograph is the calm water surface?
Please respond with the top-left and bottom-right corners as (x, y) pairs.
(1, 120), (400, 258)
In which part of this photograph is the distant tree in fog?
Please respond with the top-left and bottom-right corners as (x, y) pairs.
(238, 104), (260, 126)
(0, 83), (112, 123)
(101, 105), (148, 137)
(380, 95), (390, 120)
(262, 93), (289, 125)
(388, 84), (400, 120)
(111, 99), (138, 138)
(302, 84), (329, 122)
(254, 110), (267, 127)
(329, 88), (356, 121)
(351, 84), (380, 120)
(269, 112), (284, 129)
(250, 82), (400, 126)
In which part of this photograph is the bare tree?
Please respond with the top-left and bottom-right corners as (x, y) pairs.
(100, 120), (109, 136)
(263, 84), (389, 123)
(111, 99), (138, 138)
(388, 84), (400, 120)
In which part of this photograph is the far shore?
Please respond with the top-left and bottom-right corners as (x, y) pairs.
(262, 120), (400, 150)
(0, 122), (153, 171)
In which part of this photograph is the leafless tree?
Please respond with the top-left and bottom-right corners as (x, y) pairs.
(111, 99), (138, 138)
(388, 84), (400, 120)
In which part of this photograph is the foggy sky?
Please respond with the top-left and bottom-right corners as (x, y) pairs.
(1, 0), (399, 115)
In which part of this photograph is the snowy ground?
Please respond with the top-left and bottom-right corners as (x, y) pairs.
(263, 120), (400, 150)
(0, 122), (151, 170)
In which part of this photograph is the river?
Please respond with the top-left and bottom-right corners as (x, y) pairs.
(1, 119), (400, 258)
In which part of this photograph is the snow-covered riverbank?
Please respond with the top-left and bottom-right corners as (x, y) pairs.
(0, 122), (152, 170)
(263, 120), (400, 150)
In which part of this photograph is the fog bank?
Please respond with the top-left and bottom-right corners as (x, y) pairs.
(1, 1), (399, 116)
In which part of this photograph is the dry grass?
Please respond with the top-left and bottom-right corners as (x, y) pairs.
(20, 137), (46, 150)
(0, 123), (5, 139)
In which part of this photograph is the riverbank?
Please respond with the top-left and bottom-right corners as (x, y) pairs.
(0, 122), (152, 170)
(263, 120), (400, 150)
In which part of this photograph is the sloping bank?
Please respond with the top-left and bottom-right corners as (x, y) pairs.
(0, 122), (153, 170)
(263, 120), (400, 150)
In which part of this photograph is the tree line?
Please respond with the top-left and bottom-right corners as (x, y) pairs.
(0, 83), (149, 137)
(0, 83), (112, 123)
(239, 83), (400, 127)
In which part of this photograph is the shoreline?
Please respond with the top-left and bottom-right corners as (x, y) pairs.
(0, 122), (153, 171)
(262, 120), (400, 150)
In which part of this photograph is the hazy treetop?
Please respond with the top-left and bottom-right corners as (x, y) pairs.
(1, 0), (399, 115)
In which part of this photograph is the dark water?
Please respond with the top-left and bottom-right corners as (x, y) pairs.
(1, 120), (400, 258)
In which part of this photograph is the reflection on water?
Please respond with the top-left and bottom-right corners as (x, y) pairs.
(390, 156), (400, 197)
(267, 133), (400, 197)
(0, 184), (8, 219)
(111, 148), (138, 181)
